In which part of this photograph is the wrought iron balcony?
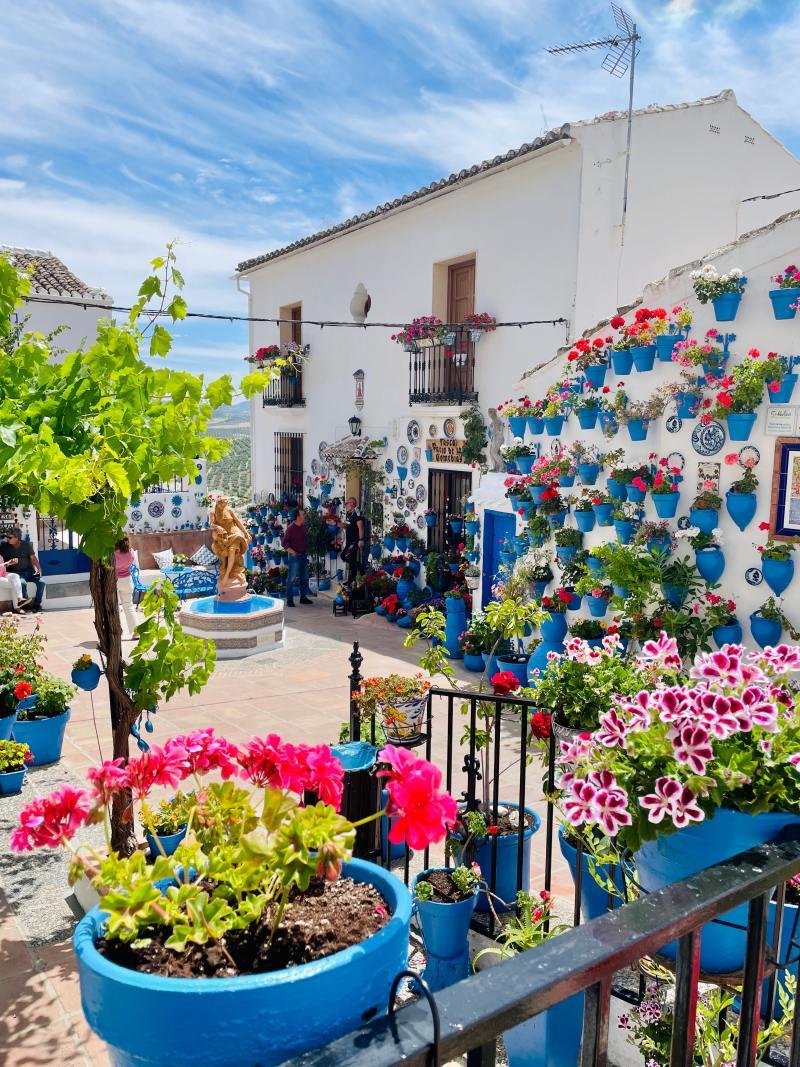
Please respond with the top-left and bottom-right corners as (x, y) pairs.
(262, 367), (305, 408)
(408, 327), (478, 405)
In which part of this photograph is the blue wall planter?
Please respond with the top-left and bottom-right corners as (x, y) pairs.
(625, 484), (646, 503)
(725, 491), (757, 532)
(695, 547), (725, 583)
(396, 578), (414, 600)
(606, 477), (626, 501)
(559, 474), (576, 488)
(726, 412), (757, 441)
(592, 502), (614, 527)
(530, 580), (549, 598)
(424, 514), (437, 528)
(630, 344), (656, 372)
(584, 363), (607, 388)
(712, 291), (742, 321)
(614, 519), (636, 545)
(652, 492), (679, 518)
(0, 767), (26, 795)
(472, 805), (541, 913)
(576, 408), (598, 430)
(541, 613), (568, 644)
(598, 411), (618, 435)
(74, 859), (412, 1067)
(516, 455), (535, 475)
(713, 620), (743, 648)
(675, 391), (699, 419)
(544, 416), (565, 436)
(636, 810), (800, 974)
(546, 510), (567, 530)
(626, 418), (649, 442)
(145, 826), (187, 858)
(508, 416), (527, 437)
(465, 519), (480, 536)
(586, 557), (604, 577)
(769, 288), (798, 320)
(444, 599), (467, 658)
(662, 583), (688, 608)
(449, 520), (464, 536)
(612, 584), (629, 600)
(587, 596), (609, 618)
(13, 707), (70, 766)
(0, 710), (17, 742)
(762, 556), (794, 596)
(656, 332), (681, 362)
(396, 536), (410, 552)
(383, 535), (396, 551)
(751, 611), (782, 648)
(496, 656), (530, 687)
(558, 826), (626, 921)
(555, 545), (578, 565)
(610, 349), (633, 375)
(578, 462), (600, 486)
(688, 507), (718, 534)
(526, 416), (544, 436)
(574, 510), (596, 533)
(425, 448), (433, 462)
(767, 373), (798, 403)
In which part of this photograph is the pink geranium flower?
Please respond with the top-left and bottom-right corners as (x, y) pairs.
(167, 729), (240, 780)
(87, 758), (127, 804)
(673, 725), (714, 774)
(10, 786), (97, 851)
(124, 744), (189, 799)
(377, 745), (458, 849)
(237, 734), (286, 787)
(304, 745), (345, 810)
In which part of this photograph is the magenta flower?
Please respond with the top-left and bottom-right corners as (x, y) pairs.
(304, 745), (345, 810)
(564, 778), (598, 827)
(377, 745), (458, 850)
(237, 734), (285, 787)
(595, 707), (631, 749)
(87, 758), (127, 804)
(11, 786), (96, 851)
(592, 784), (632, 836)
(640, 777), (704, 828)
(124, 743), (189, 799)
(637, 632), (681, 671)
(673, 725), (714, 774)
(167, 729), (240, 780)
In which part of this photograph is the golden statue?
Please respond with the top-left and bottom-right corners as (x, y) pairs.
(210, 496), (250, 601)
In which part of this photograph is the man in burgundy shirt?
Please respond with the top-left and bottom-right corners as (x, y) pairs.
(282, 508), (312, 607)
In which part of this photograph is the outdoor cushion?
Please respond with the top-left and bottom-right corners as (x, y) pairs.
(190, 545), (217, 567)
(152, 548), (174, 570)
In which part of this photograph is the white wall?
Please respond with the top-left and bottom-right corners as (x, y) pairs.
(20, 297), (110, 353)
(126, 459), (209, 534)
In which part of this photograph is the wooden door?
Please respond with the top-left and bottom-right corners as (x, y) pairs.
(427, 469), (472, 552)
(290, 305), (302, 344)
(447, 261), (475, 326)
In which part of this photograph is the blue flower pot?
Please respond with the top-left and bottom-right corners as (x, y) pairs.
(546, 510), (567, 530)
(606, 477), (626, 502)
(514, 455), (534, 475)
(592, 502), (614, 527)
(586, 557), (604, 577)
(508, 416), (527, 437)
(598, 411), (618, 435)
(541, 613), (568, 644)
(586, 637), (603, 650)
(725, 490), (757, 533)
(0, 767), (25, 795)
(769, 288), (798, 320)
(565, 592), (581, 611)
(370, 543), (382, 559)
(695, 546), (725, 583)
(612, 584), (629, 600)
(662, 583), (688, 608)
(471, 805), (541, 913)
(463, 652), (484, 672)
(13, 707), (71, 766)
(532, 485), (548, 505)
(465, 519), (479, 536)
(73, 858), (412, 1067)
(397, 615), (413, 629)
(587, 596), (609, 618)
(751, 611), (782, 648)
(447, 562), (461, 574)
(577, 407), (598, 430)
(145, 826), (187, 858)
(530, 580), (549, 598)
(652, 492), (679, 518)
(413, 868), (477, 969)
(702, 359), (727, 378)
(648, 537), (672, 557)
(514, 536), (529, 555)
(625, 484), (646, 503)
(727, 412), (757, 441)
(610, 349), (633, 375)
(558, 826), (627, 921)
(383, 535), (396, 551)
(636, 810), (800, 974)
(713, 620), (743, 648)
(502, 992), (584, 1067)
(656, 332), (681, 362)
(767, 373), (798, 403)
(374, 604), (386, 616)
(424, 514), (437, 528)
(688, 507), (718, 534)
(712, 291), (742, 322)
(675, 391), (699, 419)
(449, 520), (464, 536)
(444, 599), (467, 658)
(544, 415), (565, 436)
(497, 656), (530, 687)
(578, 462), (600, 486)
(396, 537), (410, 553)
(630, 344), (656, 372)
(0, 710), (17, 742)
(425, 448), (433, 462)
(559, 473), (575, 488)
(387, 613), (398, 623)
(614, 519), (636, 545)
(762, 555), (794, 596)
(379, 788), (405, 864)
(481, 651), (504, 679)
(396, 578), (414, 599)
(626, 418), (649, 441)
(526, 416), (544, 436)
(584, 363), (607, 388)
(516, 501), (535, 520)
(555, 545), (578, 565)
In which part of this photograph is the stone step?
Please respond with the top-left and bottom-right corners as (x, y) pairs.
(45, 579), (91, 600)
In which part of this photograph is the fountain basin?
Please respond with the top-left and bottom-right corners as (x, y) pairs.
(179, 595), (285, 659)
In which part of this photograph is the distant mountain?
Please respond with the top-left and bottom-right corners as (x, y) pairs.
(208, 399), (250, 425)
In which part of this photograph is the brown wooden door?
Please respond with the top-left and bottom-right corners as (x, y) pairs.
(447, 261), (475, 326)
(290, 305), (302, 344)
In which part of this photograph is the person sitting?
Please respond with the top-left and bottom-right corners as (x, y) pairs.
(0, 529), (45, 611)
(0, 554), (31, 614)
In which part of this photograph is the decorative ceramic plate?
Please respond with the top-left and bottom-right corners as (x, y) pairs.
(385, 458), (394, 474)
(311, 459), (319, 475)
(171, 494), (183, 507)
(666, 416), (682, 434)
(746, 568), (763, 586)
(397, 445), (409, 464)
(171, 506), (182, 519)
(407, 479), (414, 490)
(130, 509), (142, 522)
(318, 441), (328, 459)
(407, 499), (418, 512)
(739, 445), (761, 467)
(407, 420), (420, 444)
(667, 451), (686, 472)
(677, 516), (691, 530)
(443, 418), (457, 439)
(416, 515), (425, 529)
(194, 475), (202, 485)
(416, 484), (426, 502)
(148, 501), (165, 518)
(410, 460), (421, 478)
(428, 423), (438, 437)
(305, 475), (313, 488)
(691, 421), (726, 456)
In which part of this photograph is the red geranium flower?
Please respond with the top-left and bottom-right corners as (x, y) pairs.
(491, 670), (521, 697)
(758, 522), (771, 531)
(13, 681), (32, 701)
(610, 315), (625, 329)
(530, 711), (552, 740)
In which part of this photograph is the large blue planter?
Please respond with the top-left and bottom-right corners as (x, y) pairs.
(472, 805), (541, 913)
(516, 455), (535, 475)
(541, 613), (568, 644)
(598, 411), (618, 435)
(662, 583), (688, 608)
(383, 535), (396, 551)
(751, 611), (782, 648)
(396, 578), (414, 600)
(544, 416), (565, 436)
(656, 332), (682, 362)
(496, 656), (530, 688)
(688, 507), (718, 534)
(574, 510), (595, 533)
(559, 474), (576, 488)
(675, 391), (699, 419)
(636, 810), (800, 974)
(508, 416), (527, 437)
(13, 707), (71, 766)
(527, 639), (564, 677)
(606, 477), (626, 502)
(726, 491), (757, 532)
(614, 519), (636, 545)
(526, 416), (544, 436)
(630, 344), (656, 372)
(576, 408), (598, 430)
(712, 291), (742, 322)
(610, 349), (633, 375)
(449, 520), (464, 536)
(586, 557), (604, 577)
(695, 546), (725, 583)
(555, 545), (578, 565)
(0, 710), (17, 742)
(558, 826), (627, 921)
(74, 859), (412, 1067)
(424, 514), (437, 528)
(767, 373), (798, 403)
(587, 596), (609, 618)
(592, 502), (614, 527)
(578, 462), (600, 486)
(502, 991), (584, 1067)
(0, 767), (26, 795)
(762, 555), (794, 596)
(713, 620), (743, 648)
(72, 663), (102, 692)
(413, 868), (477, 978)
(444, 599), (467, 658)
(584, 363), (607, 389)
(626, 418), (649, 442)
(769, 289), (798, 320)
(145, 826), (187, 858)
(625, 484), (646, 503)
(727, 412), (757, 441)
(463, 652), (484, 672)
(652, 492), (679, 518)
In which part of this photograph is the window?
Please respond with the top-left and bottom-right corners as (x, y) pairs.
(274, 432), (304, 503)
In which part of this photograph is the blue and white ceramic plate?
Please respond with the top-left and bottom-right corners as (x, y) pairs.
(385, 458), (394, 474)
(397, 445), (409, 464)
(410, 460), (422, 478)
(443, 418), (457, 439)
(130, 509), (142, 522)
(667, 451), (686, 471)
(171, 506), (182, 519)
(407, 420), (420, 444)
(666, 416), (682, 434)
(416, 484), (426, 502)
(746, 568), (763, 586)
(148, 501), (165, 518)
(691, 420), (726, 456)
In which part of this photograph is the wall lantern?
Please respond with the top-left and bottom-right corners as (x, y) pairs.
(348, 415), (362, 437)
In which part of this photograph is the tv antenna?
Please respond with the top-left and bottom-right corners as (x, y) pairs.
(547, 3), (641, 225)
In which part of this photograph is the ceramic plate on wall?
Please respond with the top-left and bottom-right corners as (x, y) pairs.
(318, 442), (328, 459)
(428, 423), (438, 437)
(739, 445), (761, 467)
(416, 515), (425, 529)
(148, 501), (165, 518)
(171, 506), (182, 519)
(311, 459), (319, 474)
(443, 418), (457, 439)
(746, 568), (763, 586)
(130, 509), (142, 522)
(416, 484), (426, 502)
(410, 460), (421, 478)
(407, 420), (420, 444)
(407, 499), (417, 511)
(385, 458), (394, 474)
(397, 445), (409, 464)
(691, 421), (726, 456)
(666, 416), (682, 434)
(667, 451), (686, 471)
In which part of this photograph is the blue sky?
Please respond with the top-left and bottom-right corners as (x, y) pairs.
(2, 0), (799, 385)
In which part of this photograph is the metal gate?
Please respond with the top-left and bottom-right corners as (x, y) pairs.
(426, 469), (472, 551)
(37, 515), (91, 575)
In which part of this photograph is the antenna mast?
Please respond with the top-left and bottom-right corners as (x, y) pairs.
(547, 3), (641, 226)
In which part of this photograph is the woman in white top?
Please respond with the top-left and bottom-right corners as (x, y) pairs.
(0, 556), (31, 614)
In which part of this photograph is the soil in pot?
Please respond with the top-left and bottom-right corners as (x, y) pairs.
(417, 869), (475, 904)
(97, 876), (390, 978)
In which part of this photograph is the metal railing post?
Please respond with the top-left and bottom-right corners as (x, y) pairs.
(349, 641), (363, 743)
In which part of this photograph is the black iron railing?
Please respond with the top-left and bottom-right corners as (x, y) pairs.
(263, 367), (305, 407)
(408, 327), (478, 405)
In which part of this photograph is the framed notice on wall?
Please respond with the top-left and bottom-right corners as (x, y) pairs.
(770, 437), (800, 538)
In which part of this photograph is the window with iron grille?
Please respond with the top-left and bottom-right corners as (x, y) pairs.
(145, 475), (189, 494)
(274, 432), (304, 503)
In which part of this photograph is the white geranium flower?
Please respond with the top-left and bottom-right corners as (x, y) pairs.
(730, 268), (743, 278)
(678, 525), (701, 538)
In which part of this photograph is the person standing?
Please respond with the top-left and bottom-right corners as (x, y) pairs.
(0, 528), (45, 611)
(114, 537), (138, 637)
(342, 497), (366, 586)
(282, 508), (312, 607)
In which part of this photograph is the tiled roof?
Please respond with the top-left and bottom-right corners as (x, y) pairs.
(1, 247), (110, 301)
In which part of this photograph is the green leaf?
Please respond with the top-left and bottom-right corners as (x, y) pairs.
(138, 276), (162, 302)
(0, 424), (17, 447)
(166, 295), (188, 322)
(149, 325), (172, 358)
(104, 461), (131, 499)
(205, 376), (234, 410)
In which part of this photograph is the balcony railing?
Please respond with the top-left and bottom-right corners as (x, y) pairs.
(262, 367), (305, 408)
(408, 327), (478, 405)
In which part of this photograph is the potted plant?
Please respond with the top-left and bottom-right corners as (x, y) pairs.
(0, 738), (33, 795)
(765, 353), (799, 402)
(568, 442), (602, 486)
(703, 590), (742, 647)
(448, 805), (541, 917)
(524, 554), (554, 598)
(612, 501), (642, 546)
(498, 397), (532, 438)
(769, 263), (800, 320)
(141, 791), (195, 858)
(464, 564), (480, 591)
(651, 304), (692, 361)
(707, 348), (784, 440)
(569, 391), (600, 431)
(459, 628), (486, 672)
(660, 555), (701, 608)
(635, 520), (676, 557)
(463, 311), (496, 341)
(724, 454), (758, 531)
(575, 578), (612, 619)
(650, 467), (680, 518)
(538, 488), (568, 529)
(592, 541), (661, 605)
(500, 441), (538, 476)
(570, 489), (596, 533)
(354, 674), (432, 741)
(688, 484), (722, 533)
(686, 527), (725, 583)
(392, 315), (447, 350)
(13, 673), (76, 766)
(526, 514), (550, 547)
(13, 733), (456, 1065)
(412, 865), (480, 988)
(568, 617), (606, 648)
(691, 263), (747, 321)
(553, 527), (582, 564)
(750, 595), (797, 648)
(757, 534), (797, 596)
(671, 331), (727, 376)
(565, 335), (609, 389)
(72, 654), (102, 692)
(590, 490), (614, 528)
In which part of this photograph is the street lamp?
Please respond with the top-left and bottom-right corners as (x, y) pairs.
(348, 415), (362, 437)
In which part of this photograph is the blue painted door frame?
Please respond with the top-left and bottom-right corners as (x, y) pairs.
(482, 509), (516, 605)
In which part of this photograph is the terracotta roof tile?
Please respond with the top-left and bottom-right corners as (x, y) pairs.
(1, 246), (110, 300)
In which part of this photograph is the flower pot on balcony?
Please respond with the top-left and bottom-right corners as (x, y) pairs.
(555, 546), (577, 565)
(541, 612), (568, 644)
(656, 332), (682, 362)
(712, 292), (742, 321)
(652, 492), (679, 518)
(508, 416), (527, 437)
(751, 611), (782, 648)
(546, 510), (567, 530)
(544, 416), (565, 436)
(584, 363), (607, 389)
(769, 289), (798, 320)
(631, 345), (656, 372)
(598, 411), (618, 435)
(578, 462), (600, 486)
(463, 652), (484, 672)
(688, 507), (718, 534)
(662, 583), (688, 608)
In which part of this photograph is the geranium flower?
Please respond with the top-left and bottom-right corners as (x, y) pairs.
(529, 711), (551, 739)
(673, 725), (714, 773)
(13, 681), (32, 701)
(124, 744), (189, 799)
(610, 315), (625, 329)
(491, 670), (521, 696)
(86, 758), (127, 805)
(237, 734), (286, 787)
(167, 729), (240, 780)
(11, 786), (97, 851)
(640, 777), (704, 828)
(304, 745), (345, 809)
(377, 745), (458, 849)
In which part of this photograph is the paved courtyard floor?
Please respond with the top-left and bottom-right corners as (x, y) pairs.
(0, 596), (569, 1065)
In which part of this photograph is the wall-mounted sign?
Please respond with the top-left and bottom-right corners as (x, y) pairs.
(766, 406), (798, 435)
(696, 461), (720, 494)
(426, 437), (466, 464)
(353, 369), (364, 411)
